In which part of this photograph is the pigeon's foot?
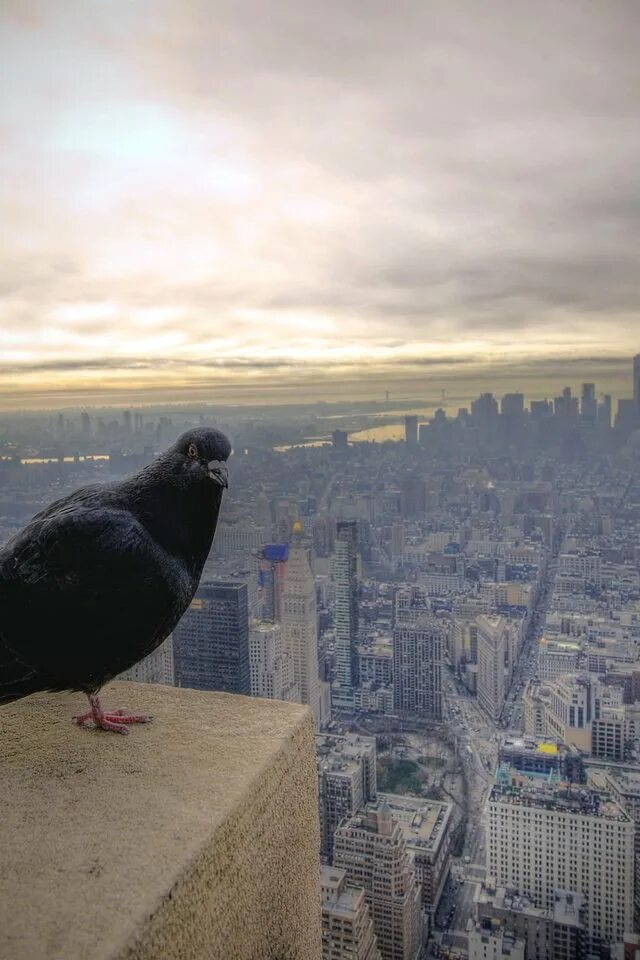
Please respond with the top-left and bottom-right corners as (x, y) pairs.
(73, 694), (153, 735)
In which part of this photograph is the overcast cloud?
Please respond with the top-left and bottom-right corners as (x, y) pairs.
(1, 0), (639, 406)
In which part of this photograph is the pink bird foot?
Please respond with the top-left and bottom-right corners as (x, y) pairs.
(73, 693), (153, 735)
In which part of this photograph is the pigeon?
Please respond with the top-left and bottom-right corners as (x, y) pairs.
(0, 427), (230, 733)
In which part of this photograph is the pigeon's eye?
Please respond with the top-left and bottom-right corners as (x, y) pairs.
(187, 443), (198, 458)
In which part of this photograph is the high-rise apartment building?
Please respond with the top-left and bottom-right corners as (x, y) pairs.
(333, 521), (359, 706)
(476, 615), (507, 720)
(333, 803), (423, 960)
(281, 524), (320, 725)
(249, 621), (298, 702)
(393, 587), (443, 720)
(173, 580), (250, 694)
(321, 866), (381, 960)
(486, 773), (634, 949)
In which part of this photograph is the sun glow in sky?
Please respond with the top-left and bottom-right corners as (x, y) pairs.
(1, 0), (639, 408)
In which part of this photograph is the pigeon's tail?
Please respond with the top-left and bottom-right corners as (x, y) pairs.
(0, 637), (42, 705)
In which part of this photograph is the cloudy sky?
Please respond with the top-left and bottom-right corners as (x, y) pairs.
(1, 0), (639, 409)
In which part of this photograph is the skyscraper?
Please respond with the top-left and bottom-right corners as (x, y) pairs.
(333, 802), (423, 960)
(597, 394), (612, 431)
(282, 521), (320, 725)
(321, 866), (381, 960)
(173, 580), (250, 694)
(404, 415), (418, 447)
(476, 615), (508, 721)
(487, 772), (633, 950)
(249, 621), (298, 702)
(317, 733), (377, 861)
(580, 383), (597, 425)
(393, 587), (443, 720)
(333, 521), (359, 706)
(259, 543), (289, 622)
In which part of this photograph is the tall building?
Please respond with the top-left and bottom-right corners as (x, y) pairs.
(580, 383), (597, 425)
(173, 580), (250, 694)
(333, 802), (423, 960)
(249, 621), (298, 702)
(332, 429), (349, 450)
(377, 793), (454, 930)
(316, 733), (377, 862)
(476, 615), (508, 721)
(605, 771), (640, 920)
(404, 415), (418, 448)
(597, 394), (612, 431)
(634, 354), (640, 407)
(282, 522), (320, 725)
(486, 772), (634, 949)
(258, 543), (288, 622)
(333, 521), (359, 705)
(321, 866), (381, 960)
(393, 587), (443, 720)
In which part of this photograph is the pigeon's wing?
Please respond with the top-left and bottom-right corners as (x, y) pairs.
(0, 501), (178, 696)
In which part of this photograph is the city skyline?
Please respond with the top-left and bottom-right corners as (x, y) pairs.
(2, 1), (640, 408)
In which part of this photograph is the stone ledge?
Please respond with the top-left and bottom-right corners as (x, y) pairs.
(0, 682), (321, 960)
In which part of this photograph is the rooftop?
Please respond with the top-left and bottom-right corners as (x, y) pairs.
(489, 777), (632, 822)
(373, 793), (452, 852)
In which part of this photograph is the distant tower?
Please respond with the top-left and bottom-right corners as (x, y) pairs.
(332, 429), (349, 451)
(581, 383), (597, 425)
(404, 415), (418, 448)
(282, 521), (320, 725)
(597, 395), (612, 431)
(333, 521), (359, 706)
(634, 354), (640, 407)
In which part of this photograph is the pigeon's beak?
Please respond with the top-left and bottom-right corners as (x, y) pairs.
(208, 460), (229, 488)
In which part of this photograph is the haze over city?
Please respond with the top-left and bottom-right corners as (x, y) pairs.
(1, 0), (640, 408)
(3, 3), (640, 960)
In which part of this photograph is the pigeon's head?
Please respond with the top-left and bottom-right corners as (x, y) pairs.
(174, 427), (231, 488)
